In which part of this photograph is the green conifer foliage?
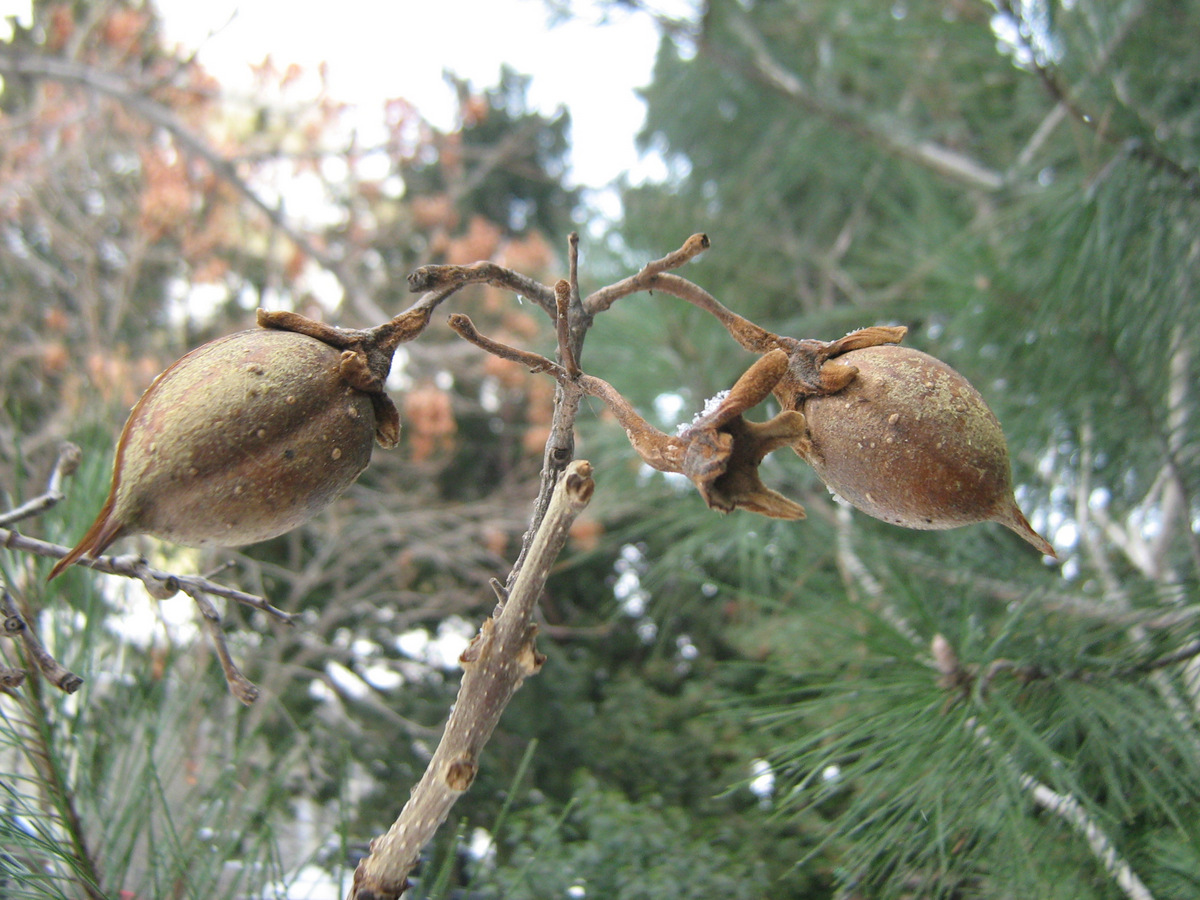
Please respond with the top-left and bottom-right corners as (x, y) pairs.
(576, 0), (1200, 895)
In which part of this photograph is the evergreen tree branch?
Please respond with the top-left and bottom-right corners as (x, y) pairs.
(348, 460), (594, 900)
(3, 593), (106, 899)
(1006, 0), (1140, 178)
(1018, 776), (1154, 900)
(1070, 421), (1200, 725)
(931, 639), (1157, 900)
(711, 10), (1005, 191)
(1157, 324), (1200, 583)
(992, 0), (1200, 193)
(833, 504), (921, 646)
(961, 707), (1157, 900)
(897, 546), (1200, 629)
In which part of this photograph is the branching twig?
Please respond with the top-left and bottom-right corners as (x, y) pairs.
(349, 460), (595, 900)
(0, 46), (362, 297)
(3, 529), (292, 623)
(583, 231), (712, 314)
(0, 443), (82, 528)
(353, 234), (749, 898)
(407, 260), (558, 317)
(1, 586), (82, 694)
(4, 526), (286, 701)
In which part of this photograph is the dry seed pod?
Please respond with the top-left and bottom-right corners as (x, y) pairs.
(798, 344), (1055, 556)
(49, 308), (428, 580)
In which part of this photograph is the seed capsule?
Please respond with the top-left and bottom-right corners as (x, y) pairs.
(798, 344), (1054, 556)
(49, 307), (429, 579)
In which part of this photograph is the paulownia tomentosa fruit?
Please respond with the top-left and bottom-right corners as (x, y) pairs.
(793, 342), (1055, 556)
(49, 308), (428, 580)
(732, 324), (1053, 555)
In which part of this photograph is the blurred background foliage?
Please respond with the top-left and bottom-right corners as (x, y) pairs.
(2, 0), (1199, 898)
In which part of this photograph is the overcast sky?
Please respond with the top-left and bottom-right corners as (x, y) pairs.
(153, 0), (687, 190)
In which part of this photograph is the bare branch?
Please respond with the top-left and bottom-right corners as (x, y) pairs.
(0, 46), (362, 296)
(637, 272), (783, 353)
(407, 260), (558, 317)
(555, 280), (580, 378)
(349, 460), (595, 900)
(189, 590), (260, 706)
(582, 232), (712, 314)
(4, 528), (292, 624)
(4, 526), (290, 700)
(447, 314), (567, 378)
(1, 585), (82, 694)
(0, 443), (82, 528)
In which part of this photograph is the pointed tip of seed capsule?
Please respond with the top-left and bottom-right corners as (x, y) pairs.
(995, 502), (1056, 558)
(47, 499), (126, 580)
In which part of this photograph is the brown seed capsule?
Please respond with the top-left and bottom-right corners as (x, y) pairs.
(49, 307), (430, 579)
(798, 344), (1054, 556)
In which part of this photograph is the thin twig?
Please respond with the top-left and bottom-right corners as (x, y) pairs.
(447, 314), (566, 377)
(4, 527), (290, 701)
(582, 232), (712, 314)
(1, 586), (82, 693)
(578, 234), (785, 356)
(349, 460), (595, 900)
(567, 231), (580, 304)
(555, 280), (580, 377)
(3, 529), (292, 623)
(0, 443), (82, 528)
(407, 260), (558, 317)
(406, 282), (469, 318)
(189, 590), (260, 706)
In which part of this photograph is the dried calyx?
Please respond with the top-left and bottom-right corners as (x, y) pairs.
(582, 349), (808, 520)
(49, 307), (430, 580)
